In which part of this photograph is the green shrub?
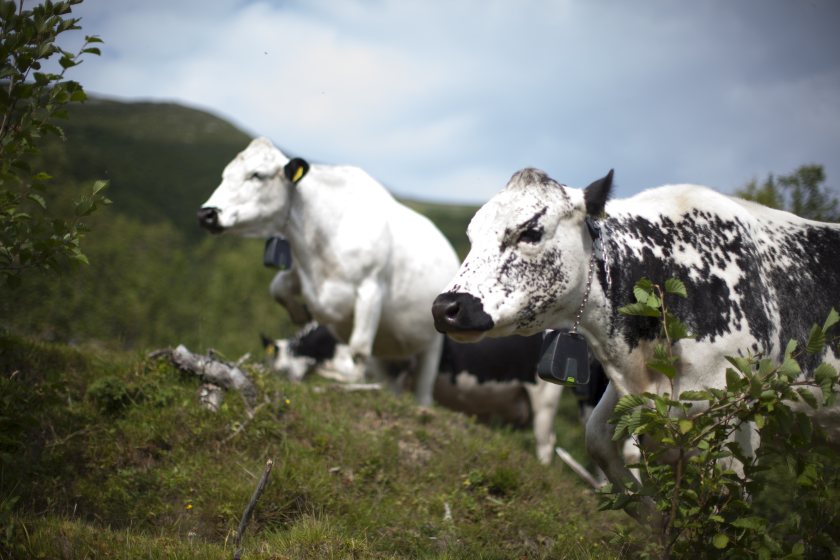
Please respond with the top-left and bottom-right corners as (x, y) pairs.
(1, 0), (109, 287)
(604, 278), (840, 559)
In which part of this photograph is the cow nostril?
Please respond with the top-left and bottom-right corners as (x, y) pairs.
(444, 300), (461, 319)
(432, 292), (495, 334)
(197, 207), (224, 233)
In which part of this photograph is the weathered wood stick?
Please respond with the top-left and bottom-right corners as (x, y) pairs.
(233, 458), (274, 560)
(555, 446), (603, 490)
(153, 345), (257, 407)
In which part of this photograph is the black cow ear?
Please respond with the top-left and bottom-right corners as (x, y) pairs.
(584, 169), (614, 216)
(284, 158), (310, 184)
(260, 333), (278, 357)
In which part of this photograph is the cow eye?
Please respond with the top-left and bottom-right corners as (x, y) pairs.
(518, 227), (543, 244)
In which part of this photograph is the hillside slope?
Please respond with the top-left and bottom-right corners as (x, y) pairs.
(0, 336), (623, 558)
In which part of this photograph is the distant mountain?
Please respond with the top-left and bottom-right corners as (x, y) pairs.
(51, 97), (252, 242)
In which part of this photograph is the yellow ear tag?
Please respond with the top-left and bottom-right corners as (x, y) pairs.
(266, 344), (276, 358)
(292, 166), (305, 183)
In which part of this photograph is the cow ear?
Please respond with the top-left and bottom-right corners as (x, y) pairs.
(584, 169), (614, 217)
(284, 158), (310, 184)
(260, 333), (278, 357)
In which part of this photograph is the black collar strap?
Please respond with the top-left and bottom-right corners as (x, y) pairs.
(585, 215), (601, 243)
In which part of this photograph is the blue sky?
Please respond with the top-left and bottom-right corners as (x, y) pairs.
(61, 0), (840, 204)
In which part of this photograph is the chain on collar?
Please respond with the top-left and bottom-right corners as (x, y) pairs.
(571, 217), (611, 334)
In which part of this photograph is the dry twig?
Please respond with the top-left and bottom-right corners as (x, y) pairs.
(233, 458), (274, 560)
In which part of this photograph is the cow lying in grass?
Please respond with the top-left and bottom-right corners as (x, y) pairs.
(263, 322), (568, 464)
(198, 137), (460, 406)
(432, 167), (840, 520)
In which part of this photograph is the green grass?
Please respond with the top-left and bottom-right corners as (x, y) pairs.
(0, 335), (627, 559)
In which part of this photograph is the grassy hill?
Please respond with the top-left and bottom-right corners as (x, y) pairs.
(0, 335), (625, 558)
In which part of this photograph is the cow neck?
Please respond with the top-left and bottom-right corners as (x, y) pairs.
(282, 179), (330, 277)
(571, 216), (610, 334)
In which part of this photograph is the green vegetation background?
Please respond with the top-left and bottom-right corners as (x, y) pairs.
(0, 97), (476, 356)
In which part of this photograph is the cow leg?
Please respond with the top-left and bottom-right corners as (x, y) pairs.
(347, 278), (385, 382)
(413, 333), (443, 407)
(269, 268), (311, 325)
(586, 383), (660, 526)
(524, 379), (563, 465)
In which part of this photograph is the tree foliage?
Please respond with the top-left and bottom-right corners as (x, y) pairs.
(0, 0), (108, 288)
(736, 165), (840, 222)
(606, 279), (840, 559)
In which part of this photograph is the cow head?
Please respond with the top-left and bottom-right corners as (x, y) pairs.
(197, 137), (309, 237)
(432, 168), (613, 342)
(262, 333), (315, 382)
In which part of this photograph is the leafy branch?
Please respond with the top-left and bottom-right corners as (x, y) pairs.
(604, 277), (840, 559)
(1, 0), (109, 288)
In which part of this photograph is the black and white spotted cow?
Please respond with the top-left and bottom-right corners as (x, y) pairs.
(432, 167), (840, 517)
(264, 322), (571, 465)
(262, 322), (357, 383)
(435, 333), (564, 464)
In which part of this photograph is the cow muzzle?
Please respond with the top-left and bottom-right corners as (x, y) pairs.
(197, 207), (224, 234)
(432, 292), (495, 338)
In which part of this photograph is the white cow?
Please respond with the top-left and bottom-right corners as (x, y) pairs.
(199, 137), (460, 406)
(432, 167), (840, 520)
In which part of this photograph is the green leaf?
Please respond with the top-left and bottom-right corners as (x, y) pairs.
(725, 356), (753, 375)
(779, 357), (801, 378)
(725, 368), (742, 391)
(612, 394), (646, 417)
(814, 362), (838, 389)
(796, 388), (818, 409)
(784, 339), (798, 360)
(618, 302), (661, 318)
(823, 308), (839, 333)
(730, 516), (767, 530)
(664, 278), (687, 298)
(712, 533), (729, 549)
(27, 193), (46, 209)
(633, 284), (650, 304)
(757, 358), (775, 377)
(806, 324), (826, 355)
(91, 179), (109, 195)
(679, 390), (710, 401)
(754, 413), (765, 429)
(70, 89), (87, 102)
(648, 359), (677, 380)
(635, 277), (653, 293)
(678, 419), (693, 434)
(665, 318), (689, 341)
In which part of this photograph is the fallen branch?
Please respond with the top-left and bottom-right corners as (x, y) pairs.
(312, 382), (383, 394)
(233, 458), (274, 560)
(555, 446), (604, 490)
(152, 345), (257, 408)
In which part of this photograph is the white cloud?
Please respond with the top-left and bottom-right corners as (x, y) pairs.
(60, 0), (840, 204)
